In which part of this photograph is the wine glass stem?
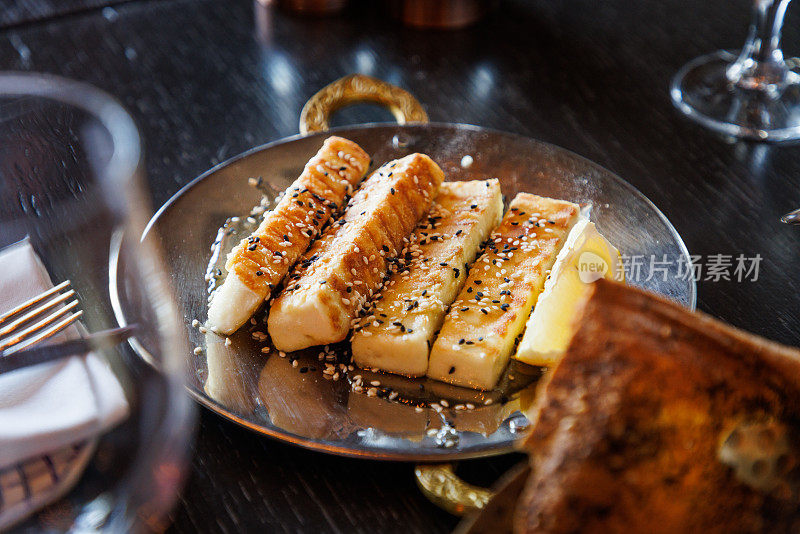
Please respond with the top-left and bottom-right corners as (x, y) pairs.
(728, 0), (793, 91)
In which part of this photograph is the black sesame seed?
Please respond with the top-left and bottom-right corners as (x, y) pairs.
(458, 339), (465, 344)
(480, 309), (488, 315)
(460, 307), (469, 312)
(256, 271), (263, 276)
(248, 243), (258, 251)
(448, 366), (456, 374)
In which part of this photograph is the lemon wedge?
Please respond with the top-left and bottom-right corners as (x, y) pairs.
(514, 217), (622, 367)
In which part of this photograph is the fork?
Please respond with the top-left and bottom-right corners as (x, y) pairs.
(0, 280), (83, 355)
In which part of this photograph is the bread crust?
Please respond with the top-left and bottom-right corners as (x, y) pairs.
(515, 279), (800, 533)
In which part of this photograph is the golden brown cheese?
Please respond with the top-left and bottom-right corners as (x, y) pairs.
(267, 153), (444, 352)
(351, 179), (503, 377)
(207, 136), (369, 334)
(427, 193), (579, 390)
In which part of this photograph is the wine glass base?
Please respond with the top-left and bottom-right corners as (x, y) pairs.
(671, 50), (800, 142)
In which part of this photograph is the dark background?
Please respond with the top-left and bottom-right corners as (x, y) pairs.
(1, 0), (798, 532)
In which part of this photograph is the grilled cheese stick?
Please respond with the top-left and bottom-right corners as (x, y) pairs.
(206, 136), (369, 334)
(427, 193), (580, 390)
(351, 180), (503, 377)
(267, 153), (444, 352)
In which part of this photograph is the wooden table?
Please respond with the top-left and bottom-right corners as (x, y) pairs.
(1, 0), (798, 531)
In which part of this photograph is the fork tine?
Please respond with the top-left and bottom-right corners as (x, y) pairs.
(2, 311), (83, 355)
(0, 280), (71, 327)
(0, 300), (80, 351)
(0, 289), (76, 337)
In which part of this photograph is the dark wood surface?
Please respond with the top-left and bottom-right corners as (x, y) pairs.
(1, 0), (798, 532)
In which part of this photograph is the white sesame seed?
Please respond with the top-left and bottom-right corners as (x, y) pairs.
(192, 319), (200, 328)
(193, 347), (203, 355)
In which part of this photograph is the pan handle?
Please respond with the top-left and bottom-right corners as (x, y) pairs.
(302, 76), (484, 517)
(414, 463), (494, 516)
(299, 74), (429, 134)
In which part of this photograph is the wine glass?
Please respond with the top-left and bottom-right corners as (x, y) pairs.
(671, 0), (800, 141)
(0, 72), (195, 532)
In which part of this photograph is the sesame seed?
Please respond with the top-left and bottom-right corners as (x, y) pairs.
(193, 347), (202, 355)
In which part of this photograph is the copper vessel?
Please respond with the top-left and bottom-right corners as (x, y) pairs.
(388, 0), (498, 29)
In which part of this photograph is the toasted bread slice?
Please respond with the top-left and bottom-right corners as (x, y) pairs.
(427, 193), (579, 390)
(206, 136), (369, 334)
(351, 179), (503, 377)
(516, 279), (800, 533)
(267, 153), (444, 352)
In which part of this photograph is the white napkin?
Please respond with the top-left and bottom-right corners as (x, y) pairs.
(0, 239), (129, 526)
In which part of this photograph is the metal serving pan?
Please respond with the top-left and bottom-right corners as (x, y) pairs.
(111, 75), (695, 466)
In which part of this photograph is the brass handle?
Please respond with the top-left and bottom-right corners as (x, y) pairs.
(299, 74), (429, 134)
(414, 463), (493, 516)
